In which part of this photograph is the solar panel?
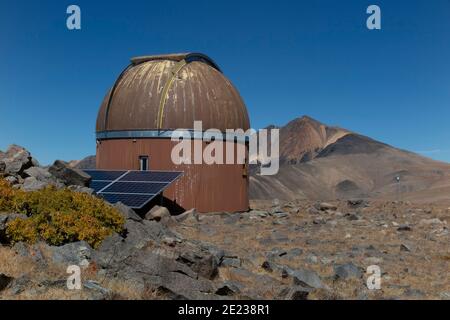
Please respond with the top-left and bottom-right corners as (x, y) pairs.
(99, 193), (154, 209)
(84, 170), (127, 181)
(118, 171), (182, 182)
(89, 181), (112, 192)
(102, 181), (170, 194)
(83, 169), (183, 209)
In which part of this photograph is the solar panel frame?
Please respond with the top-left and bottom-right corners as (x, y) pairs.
(84, 169), (183, 209)
(101, 181), (171, 194)
(99, 193), (157, 209)
(118, 171), (183, 183)
(83, 170), (128, 181)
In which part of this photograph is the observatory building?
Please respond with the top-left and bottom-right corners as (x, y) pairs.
(95, 53), (250, 213)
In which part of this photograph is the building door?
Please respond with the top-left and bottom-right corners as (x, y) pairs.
(139, 156), (149, 171)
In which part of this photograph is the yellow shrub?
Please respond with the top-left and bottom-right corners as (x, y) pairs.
(0, 179), (125, 248)
(0, 179), (17, 210)
(4, 218), (39, 243)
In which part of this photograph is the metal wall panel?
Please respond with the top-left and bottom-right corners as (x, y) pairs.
(96, 138), (249, 213)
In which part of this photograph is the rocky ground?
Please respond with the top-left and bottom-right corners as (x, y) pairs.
(1, 199), (448, 300)
(0, 144), (449, 300)
(174, 199), (450, 300)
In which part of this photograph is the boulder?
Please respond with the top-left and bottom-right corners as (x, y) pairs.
(114, 202), (142, 222)
(279, 285), (312, 300)
(11, 242), (47, 267)
(176, 244), (219, 279)
(174, 208), (199, 223)
(46, 241), (93, 268)
(2, 145), (33, 175)
(6, 275), (31, 295)
(397, 224), (412, 232)
(222, 257), (242, 268)
(0, 273), (14, 291)
(273, 212), (289, 219)
(345, 212), (361, 221)
(333, 263), (363, 280)
(23, 166), (52, 182)
(288, 248), (303, 257)
(315, 202), (337, 211)
(269, 206), (284, 215)
(111, 247), (216, 299)
(3, 175), (18, 185)
(156, 271), (216, 300)
(282, 267), (324, 289)
(48, 160), (91, 187)
(91, 233), (125, 268)
(307, 207), (321, 215)
(313, 217), (326, 225)
(195, 242), (225, 266)
(94, 219), (174, 268)
(145, 205), (176, 226)
(124, 220), (160, 249)
(22, 177), (48, 191)
(347, 199), (369, 208)
(261, 260), (276, 272)
(94, 223), (224, 298)
(83, 280), (112, 299)
(249, 210), (269, 218)
(145, 205), (170, 221)
(215, 281), (242, 296)
(162, 236), (180, 247)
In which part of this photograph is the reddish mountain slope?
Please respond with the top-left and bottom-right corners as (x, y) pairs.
(250, 117), (450, 204)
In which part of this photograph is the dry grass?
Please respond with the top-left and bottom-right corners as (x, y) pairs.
(0, 246), (36, 277)
(1, 199), (448, 300)
(0, 244), (154, 300)
(176, 200), (450, 300)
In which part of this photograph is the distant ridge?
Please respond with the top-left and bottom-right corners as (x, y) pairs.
(68, 155), (96, 169)
(250, 116), (450, 204)
(278, 116), (349, 164)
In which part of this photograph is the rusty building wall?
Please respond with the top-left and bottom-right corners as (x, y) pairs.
(96, 138), (249, 213)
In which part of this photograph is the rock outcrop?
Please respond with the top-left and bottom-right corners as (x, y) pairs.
(0, 145), (90, 192)
(48, 160), (91, 187)
(0, 145), (35, 176)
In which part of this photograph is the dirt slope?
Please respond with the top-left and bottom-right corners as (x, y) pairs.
(250, 117), (450, 204)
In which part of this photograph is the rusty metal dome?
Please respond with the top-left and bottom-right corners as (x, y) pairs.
(96, 53), (250, 136)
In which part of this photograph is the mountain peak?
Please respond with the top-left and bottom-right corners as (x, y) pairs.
(286, 115), (324, 127)
(279, 116), (349, 163)
(297, 115), (322, 123)
(251, 116), (450, 204)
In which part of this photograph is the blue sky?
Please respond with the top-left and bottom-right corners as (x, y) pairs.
(1, 0), (450, 164)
